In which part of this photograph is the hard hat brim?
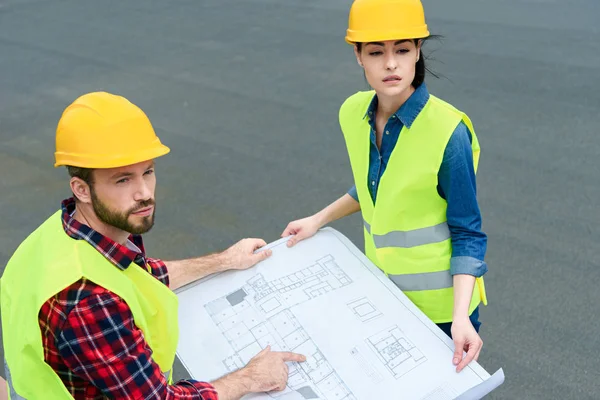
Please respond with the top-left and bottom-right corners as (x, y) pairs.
(345, 25), (430, 44)
(54, 143), (170, 169)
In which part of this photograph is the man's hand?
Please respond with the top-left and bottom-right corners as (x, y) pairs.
(451, 318), (483, 373)
(222, 238), (273, 271)
(211, 346), (306, 400)
(243, 346), (306, 393)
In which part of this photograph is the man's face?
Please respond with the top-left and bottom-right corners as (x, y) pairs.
(90, 160), (157, 235)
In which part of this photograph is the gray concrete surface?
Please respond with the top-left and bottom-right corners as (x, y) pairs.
(1, 0), (599, 398)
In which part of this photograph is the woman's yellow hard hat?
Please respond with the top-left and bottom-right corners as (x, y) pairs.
(54, 92), (170, 168)
(345, 0), (430, 44)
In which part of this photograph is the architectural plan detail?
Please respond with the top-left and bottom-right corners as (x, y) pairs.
(178, 228), (505, 400)
(420, 383), (459, 400)
(347, 297), (383, 323)
(205, 255), (356, 400)
(350, 347), (384, 384)
(366, 326), (426, 379)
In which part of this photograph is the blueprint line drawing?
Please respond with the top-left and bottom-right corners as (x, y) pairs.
(347, 297), (383, 323)
(204, 255), (356, 400)
(420, 383), (459, 400)
(177, 228), (505, 399)
(366, 326), (427, 379)
(349, 347), (384, 384)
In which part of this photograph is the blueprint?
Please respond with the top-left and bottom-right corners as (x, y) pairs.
(175, 228), (504, 400)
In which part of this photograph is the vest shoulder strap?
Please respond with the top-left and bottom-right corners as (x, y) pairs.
(339, 91), (375, 127)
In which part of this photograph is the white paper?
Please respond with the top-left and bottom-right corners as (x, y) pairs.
(175, 228), (504, 399)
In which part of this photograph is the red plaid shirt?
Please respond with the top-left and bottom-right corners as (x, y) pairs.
(37, 198), (219, 399)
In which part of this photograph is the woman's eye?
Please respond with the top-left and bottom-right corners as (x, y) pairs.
(369, 51), (382, 56)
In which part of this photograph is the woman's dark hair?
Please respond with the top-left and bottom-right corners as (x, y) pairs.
(355, 35), (442, 88)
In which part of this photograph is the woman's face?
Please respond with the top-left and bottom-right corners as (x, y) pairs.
(355, 39), (421, 98)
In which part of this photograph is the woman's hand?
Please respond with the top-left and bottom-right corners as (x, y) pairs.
(281, 215), (322, 247)
(451, 318), (483, 372)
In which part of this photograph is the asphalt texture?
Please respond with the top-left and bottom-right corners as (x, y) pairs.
(1, 0), (599, 398)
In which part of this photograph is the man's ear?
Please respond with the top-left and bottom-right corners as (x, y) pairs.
(70, 177), (93, 204)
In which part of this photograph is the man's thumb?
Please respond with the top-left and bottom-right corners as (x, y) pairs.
(255, 249), (272, 261)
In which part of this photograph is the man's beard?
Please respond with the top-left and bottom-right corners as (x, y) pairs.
(91, 189), (156, 235)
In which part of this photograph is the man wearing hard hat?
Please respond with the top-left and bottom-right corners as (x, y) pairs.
(0, 92), (305, 399)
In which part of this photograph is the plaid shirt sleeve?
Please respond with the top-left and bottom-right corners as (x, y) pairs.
(57, 291), (219, 400)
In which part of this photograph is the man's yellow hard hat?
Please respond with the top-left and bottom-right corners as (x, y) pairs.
(54, 92), (170, 168)
(345, 0), (430, 44)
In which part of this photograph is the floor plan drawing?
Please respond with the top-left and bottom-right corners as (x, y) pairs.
(349, 346), (384, 384)
(420, 384), (459, 400)
(347, 297), (383, 323)
(366, 326), (427, 379)
(204, 255), (356, 400)
(177, 228), (505, 399)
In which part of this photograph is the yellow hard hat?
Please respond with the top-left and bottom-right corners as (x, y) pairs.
(54, 92), (170, 168)
(345, 0), (429, 44)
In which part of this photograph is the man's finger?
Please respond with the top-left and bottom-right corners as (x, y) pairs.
(279, 351), (307, 362)
(254, 249), (272, 261)
(254, 345), (270, 358)
(274, 382), (287, 392)
(250, 238), (268, 249)
(456, 346), (477, 372)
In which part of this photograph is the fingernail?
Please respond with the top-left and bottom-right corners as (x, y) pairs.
(453, 358), (459, 365)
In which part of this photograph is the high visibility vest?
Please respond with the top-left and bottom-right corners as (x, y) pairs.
(339, 90), (488, 323)
(1, 210), (179, 399)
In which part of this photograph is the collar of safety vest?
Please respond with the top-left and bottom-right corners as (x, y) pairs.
(362, 82), (430, 129)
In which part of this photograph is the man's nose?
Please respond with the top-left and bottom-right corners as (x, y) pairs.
(134, 180), (152, 202)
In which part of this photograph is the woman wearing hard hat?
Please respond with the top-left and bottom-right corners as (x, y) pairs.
(282, 0), (488, 373)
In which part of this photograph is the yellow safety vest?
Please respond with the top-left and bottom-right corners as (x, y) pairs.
(339, 90), (488, 323)
(1, 210), (179, 399)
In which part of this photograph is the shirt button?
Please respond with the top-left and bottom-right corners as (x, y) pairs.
(371, 181), (375, 186)
(392, 115), (396, 119)
(385, 130), (390, 135)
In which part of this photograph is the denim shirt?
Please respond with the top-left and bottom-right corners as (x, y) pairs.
(347, 83), (488, 277)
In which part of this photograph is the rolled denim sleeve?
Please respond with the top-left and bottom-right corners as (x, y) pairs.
(348, 185), (359, 201)
(438, 122), (488, 277)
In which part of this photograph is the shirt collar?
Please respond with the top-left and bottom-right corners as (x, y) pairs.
(363, 82), (430, 128)
(61, 197), (146, 270)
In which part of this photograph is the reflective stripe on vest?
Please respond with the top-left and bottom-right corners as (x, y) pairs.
(364, 220), (450, 248)
(388, 271), (453, 291)
(4, 358), (25, 400)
